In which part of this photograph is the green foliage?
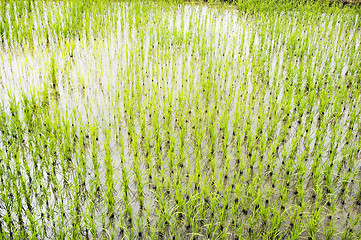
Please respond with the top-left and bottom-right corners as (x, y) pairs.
(0, 0), (360, 239)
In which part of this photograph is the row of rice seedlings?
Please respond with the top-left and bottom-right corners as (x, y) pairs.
(0, 0), (361, 239)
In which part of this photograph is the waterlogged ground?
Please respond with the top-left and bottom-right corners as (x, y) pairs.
(0, 1), (361, 239)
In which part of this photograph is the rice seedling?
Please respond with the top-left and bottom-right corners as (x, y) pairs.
(0, 0), (360, 239)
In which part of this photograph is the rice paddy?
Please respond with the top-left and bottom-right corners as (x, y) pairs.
(0, 0), (361, 239)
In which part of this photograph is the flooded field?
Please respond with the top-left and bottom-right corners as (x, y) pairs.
(0, 1), (361, 239)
